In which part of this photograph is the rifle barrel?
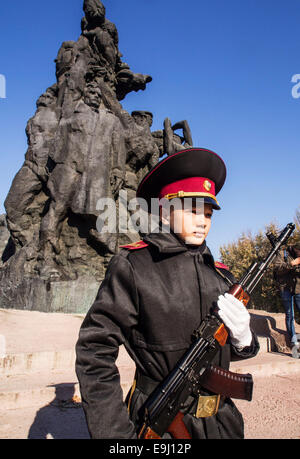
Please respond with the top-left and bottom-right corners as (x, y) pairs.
(245, 223), (295, 294)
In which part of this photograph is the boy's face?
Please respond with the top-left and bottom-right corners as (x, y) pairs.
(162, 199), (213, 246)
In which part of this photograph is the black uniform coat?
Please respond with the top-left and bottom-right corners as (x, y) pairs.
(75, 230), (259, 439)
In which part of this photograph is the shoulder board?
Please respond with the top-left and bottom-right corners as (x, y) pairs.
(215, 261), (230, 271)
(119, 240), (149, 251)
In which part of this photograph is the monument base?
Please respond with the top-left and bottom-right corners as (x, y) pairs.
(0, 275), (100, 314)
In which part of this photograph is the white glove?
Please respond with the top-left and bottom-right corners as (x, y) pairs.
(217, 293), (252, 349)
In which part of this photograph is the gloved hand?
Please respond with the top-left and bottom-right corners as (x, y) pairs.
(217, 293), (252, 349)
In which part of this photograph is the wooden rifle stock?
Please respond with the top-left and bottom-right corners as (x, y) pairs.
(139, 412), (191, 439)
(228, 284), (250, 306)
(166, 412), (191, 439)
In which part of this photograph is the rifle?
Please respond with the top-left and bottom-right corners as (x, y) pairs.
(138, 222), (295, 439)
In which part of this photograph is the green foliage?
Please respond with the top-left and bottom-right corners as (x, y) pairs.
(220, 213), (300, 312)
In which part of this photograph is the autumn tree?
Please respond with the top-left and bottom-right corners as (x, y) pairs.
(220, 210), (300, 312)
(294, 205), (300, 237)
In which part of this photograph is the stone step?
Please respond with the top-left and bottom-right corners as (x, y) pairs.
(0, 345), (135, 411)
(0, 368), (133, 411)
(0, 335), (271, 377)
(1, 347), (300, 412)
(231, 350), (300, 377)
(0, 350), (76, 377)
(0, 344), (134, 377)
(256, 336), (271, 353)
(0, 369), (80, 410)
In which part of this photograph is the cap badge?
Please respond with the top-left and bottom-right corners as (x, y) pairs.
(203, 180), (212, 191)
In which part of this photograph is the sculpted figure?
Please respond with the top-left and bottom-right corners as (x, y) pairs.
(4, 85), (60, 247)
(126, 111), (160, 172)
(163, 118), (193, 156)
(55, 37), (94, 119)
(81, 0), (120, 70)
(55, 41), (77, 85)
(151, 118), (194, 159)
(39, 81), (126, 265)
(81, 0), (152, 100)
(25, 85), (60, 178)
(94, 81), (159, 175)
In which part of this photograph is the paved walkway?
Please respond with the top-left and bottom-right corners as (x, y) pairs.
(0, 308), (299, 439)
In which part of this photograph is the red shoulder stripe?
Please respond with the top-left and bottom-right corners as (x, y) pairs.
(120, 240), (149, 251)
(215, 261), (230, 271)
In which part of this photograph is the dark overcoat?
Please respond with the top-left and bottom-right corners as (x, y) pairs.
(75, 231), (259, 439)
(273, 248), (300, 295)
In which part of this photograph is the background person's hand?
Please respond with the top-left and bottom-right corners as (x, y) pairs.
(290, 257), (300, 266)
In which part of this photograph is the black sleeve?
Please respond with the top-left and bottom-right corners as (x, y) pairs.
(75, 253), (138, 439)
(230, 329), (260, 361)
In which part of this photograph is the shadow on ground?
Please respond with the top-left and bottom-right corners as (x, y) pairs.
(27, 383), (90, 439)
(250, 312), (290, 352)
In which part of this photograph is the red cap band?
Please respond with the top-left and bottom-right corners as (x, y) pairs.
(159, 177), (216, 199)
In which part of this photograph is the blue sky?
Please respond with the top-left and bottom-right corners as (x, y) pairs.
(0, 0), (299, 258)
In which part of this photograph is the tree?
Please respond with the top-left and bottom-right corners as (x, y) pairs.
(220, 211), (300, 312)
(293, 205), (300, 237)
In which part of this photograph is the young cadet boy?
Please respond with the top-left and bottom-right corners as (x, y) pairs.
(76, 148), (259, 439)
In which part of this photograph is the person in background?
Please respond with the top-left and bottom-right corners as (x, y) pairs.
(274, 244), (300, 347)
